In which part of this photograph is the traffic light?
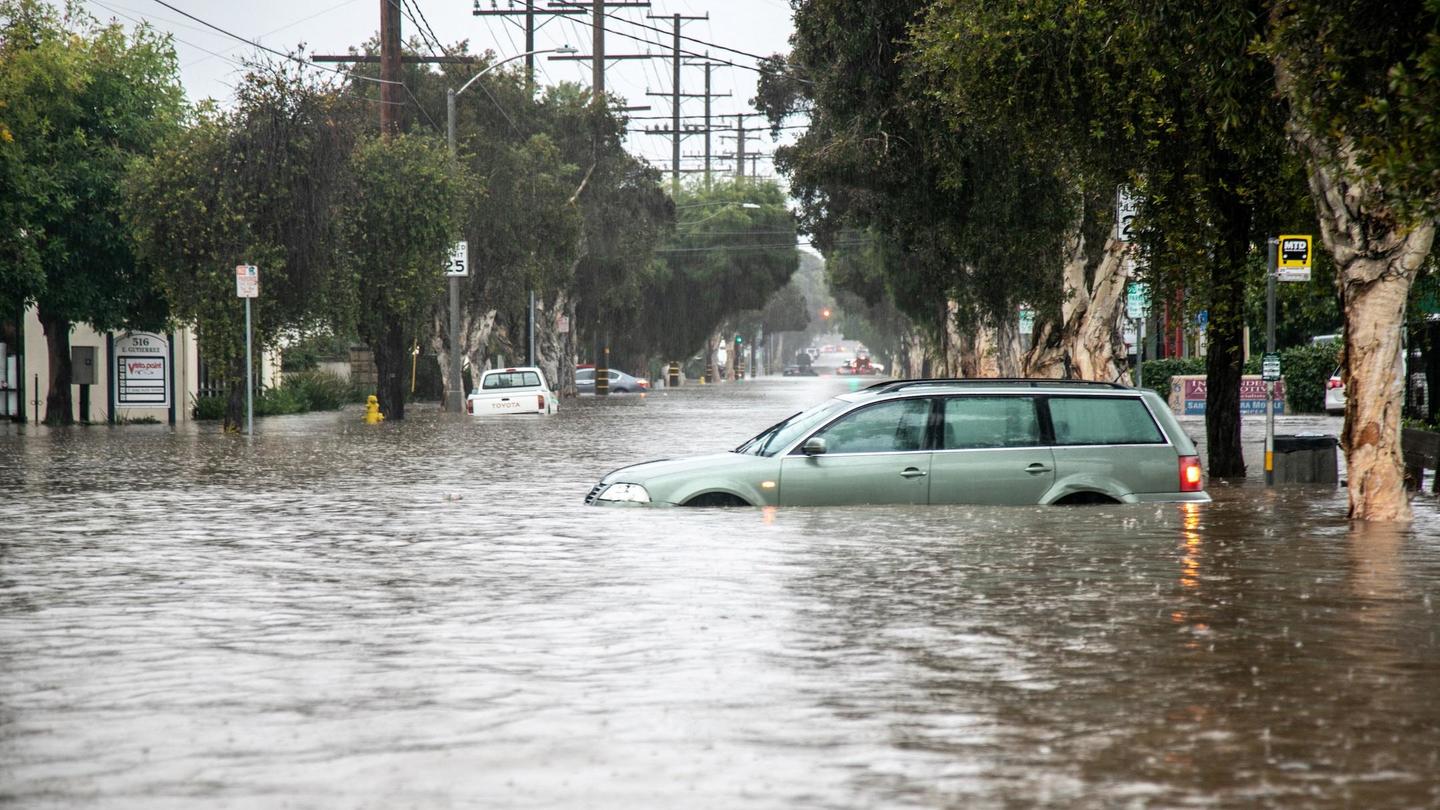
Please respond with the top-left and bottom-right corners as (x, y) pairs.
(735, 334), (743, 344)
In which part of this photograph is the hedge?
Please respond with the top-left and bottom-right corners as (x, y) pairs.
(1136, 344), (1339, 413)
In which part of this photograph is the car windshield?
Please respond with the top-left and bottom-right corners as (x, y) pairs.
(735, 398), (850, 457)
(482, 371), (541, 390)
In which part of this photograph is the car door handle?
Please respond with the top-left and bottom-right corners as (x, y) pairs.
(1025, 463), (1053, 474)
(900, 467), (928, 479)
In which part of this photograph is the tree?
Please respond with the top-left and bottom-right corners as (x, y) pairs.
(615, 179), (799, 369)
(1267, 0), (1440, 520)
(0, 0), (183, 424)
(900, 0), (1305, 475)
(758, 0), (1090, 380)
(126, 62), (357, 428)
(341, 133), (461, 419)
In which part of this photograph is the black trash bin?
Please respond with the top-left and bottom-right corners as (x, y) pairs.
(1273, 434), (1339, 485)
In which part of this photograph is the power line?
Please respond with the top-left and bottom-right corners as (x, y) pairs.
(146, 0), (400, 86)
(556, 11), (780, 79)
(550, 1), (803, 72)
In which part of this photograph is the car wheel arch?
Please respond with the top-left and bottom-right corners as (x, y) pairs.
(1042, 477), (1130, 506)
(681, 490), (753, 507)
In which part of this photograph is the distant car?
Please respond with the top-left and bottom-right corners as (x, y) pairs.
(1325, 366), (1345, 414)
(784, 364), (819, 377)
(467, 367), (557, 416)
(576, 367), (646, 394)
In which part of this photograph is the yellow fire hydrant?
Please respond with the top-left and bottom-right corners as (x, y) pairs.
(363, 395), (385, 424)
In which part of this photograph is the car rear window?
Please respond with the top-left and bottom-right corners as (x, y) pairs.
(1047, 396), (1164, 445)
(482, 371), (541, 390)
(942, 396), (1041, 449)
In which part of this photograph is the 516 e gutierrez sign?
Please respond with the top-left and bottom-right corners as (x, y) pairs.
(113, 332), (170, 409)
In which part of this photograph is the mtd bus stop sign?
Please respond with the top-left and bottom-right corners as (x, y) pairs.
(1277, 235), (1312, 282)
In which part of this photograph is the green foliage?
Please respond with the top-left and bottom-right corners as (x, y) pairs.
(615, 179), (798, 364)
(757, 0), (1075, 336)
(341, 133), (461, 418)
(1280, 341), (1342, 413)
(761, 282), (811, 334)
(1141, 357), (1206, 400)
(190, 371), (351, 420)
(1267, 0), (1440, 218)
(0, 0), (185, 326)
(125, 60), (357, 426)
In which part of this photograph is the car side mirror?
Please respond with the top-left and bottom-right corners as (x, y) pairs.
(801, 437), (828, 456)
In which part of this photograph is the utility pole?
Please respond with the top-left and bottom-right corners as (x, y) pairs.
(544, 0), (654, 396)
(703, 62), (712, 186)
(736, 112), (746, 178)
(317, 6), (490, 412)
(380, 0), (401, 135)
(642, 12), (710, 194)
(471, 1), (586, 88)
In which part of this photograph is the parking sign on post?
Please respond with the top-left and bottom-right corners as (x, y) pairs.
(235, 264), (258, 435)
(235, 264), (259, 298)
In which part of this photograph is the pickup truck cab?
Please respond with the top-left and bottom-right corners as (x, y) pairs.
(467, 367), (557, 416)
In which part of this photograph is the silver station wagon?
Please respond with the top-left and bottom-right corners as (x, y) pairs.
(586, 379), (1210, 507)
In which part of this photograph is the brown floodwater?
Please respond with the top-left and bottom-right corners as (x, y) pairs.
(2, 377), (1437, 808)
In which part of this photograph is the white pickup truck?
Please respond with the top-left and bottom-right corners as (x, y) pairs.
(466, 367), (558, 416)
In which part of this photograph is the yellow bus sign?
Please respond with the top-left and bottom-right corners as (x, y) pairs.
(1277, 234), (1312, 282)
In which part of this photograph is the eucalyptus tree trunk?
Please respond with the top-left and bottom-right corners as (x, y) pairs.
(1295, 135), (1433, 520)
(532, 292), (577, 398)
(430, 304), (498, 402)
(960, 320), (1023, 378)
(1023, 233), (1130, 382)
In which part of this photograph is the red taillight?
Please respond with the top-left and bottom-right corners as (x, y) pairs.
(465, 399), (473, 414)
(1179, 456), (1203, 492)
(1327, 378), (1343, 389)
(537, 394), (545, 410)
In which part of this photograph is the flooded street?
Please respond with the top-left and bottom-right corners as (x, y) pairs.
(2, 377), (1439, 808)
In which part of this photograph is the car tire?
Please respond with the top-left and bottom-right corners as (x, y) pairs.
(612, 387), (628, 394)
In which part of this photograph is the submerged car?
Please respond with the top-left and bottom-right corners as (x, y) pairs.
(586, 379), (1210, 507)
(576, 366), (647, 394)
(467, 367), (557, 416)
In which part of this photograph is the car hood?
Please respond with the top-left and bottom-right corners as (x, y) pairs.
(603, 451), (758, 484)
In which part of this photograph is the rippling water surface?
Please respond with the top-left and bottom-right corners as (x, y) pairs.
(2, 378), (1438, 808)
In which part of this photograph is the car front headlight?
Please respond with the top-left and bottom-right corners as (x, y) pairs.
(596, 482), (651, 503)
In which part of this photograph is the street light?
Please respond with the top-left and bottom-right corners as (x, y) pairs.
(443, 45), (577, 413)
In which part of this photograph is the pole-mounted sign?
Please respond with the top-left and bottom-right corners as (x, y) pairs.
(1276, 234), (1313, 282)
(1115, 186), (1140, 243)
(447, 240), (469, 277)
(235, 264), (259, 298)
(235, 264), (258, 436)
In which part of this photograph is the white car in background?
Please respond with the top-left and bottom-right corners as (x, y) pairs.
(467, 367), (558, 416)
(1325, 367), (1345, 414)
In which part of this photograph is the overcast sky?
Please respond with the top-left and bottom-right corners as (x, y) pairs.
(81, 0), (800, 180)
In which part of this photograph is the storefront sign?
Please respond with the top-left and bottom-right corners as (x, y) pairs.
(1175, 376), (1284, 415)
(113, 332), (170, 408)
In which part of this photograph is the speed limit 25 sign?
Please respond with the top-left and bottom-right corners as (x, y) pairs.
(446, 241), (469, 278)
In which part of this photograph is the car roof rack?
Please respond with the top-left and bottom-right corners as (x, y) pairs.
(862, 377), (1132, 395)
